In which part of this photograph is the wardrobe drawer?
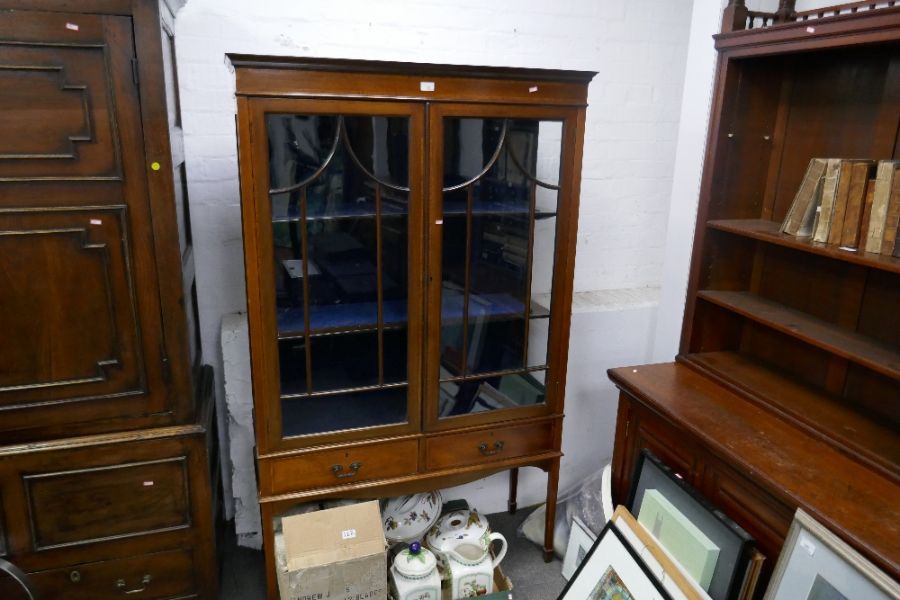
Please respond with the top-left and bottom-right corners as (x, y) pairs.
(26, 548), (196, 600)
(264, 439), (419, 495)
(426, 421), (554, 470)
(25, 458), (190, 550)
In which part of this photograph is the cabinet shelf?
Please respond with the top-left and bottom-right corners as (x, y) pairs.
(682, 351), (899, 480)
(443, 198), (556, 220)
(696, 290), (900, 381)
(277, 295), (549, 339)
(272, 200), (408, 223)
(707, 219), (900, 275)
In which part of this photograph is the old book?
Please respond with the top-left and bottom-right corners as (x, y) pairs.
(864, 160), (900, 253)
(858, 183), (876, 249)
(829, 160), (874, 246)
(881, 170), (900, 258)
(813, 159), (843, 242)
(839, 163), (876, 248)
(782, 158), (827, 236)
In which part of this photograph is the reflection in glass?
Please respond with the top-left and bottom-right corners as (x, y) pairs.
(267, 113), (410, 438)
(282, 387), (408, 437)
(438, 117), (562, 417)
(438, 371), (546, 417)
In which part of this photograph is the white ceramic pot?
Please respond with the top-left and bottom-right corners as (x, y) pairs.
(390, 542), (441, 600)
(446, 542), (506, 599)
(424, 509), (507, 573)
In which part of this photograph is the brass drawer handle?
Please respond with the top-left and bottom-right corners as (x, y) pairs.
(332, 462), (362, 479)
(117, 574), (152, 594)
(479, 441), (505, 456)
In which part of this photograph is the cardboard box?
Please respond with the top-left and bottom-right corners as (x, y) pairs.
(276, 500), (387, 600)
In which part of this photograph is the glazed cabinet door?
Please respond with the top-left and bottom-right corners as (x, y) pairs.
(239, 98), (426, 452)
(425, 104), (582, 430)
(0, 10), (172, 439)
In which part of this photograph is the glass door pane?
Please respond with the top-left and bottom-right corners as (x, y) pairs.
(438, 117), (562, 418)
(267, 113), (412, 438)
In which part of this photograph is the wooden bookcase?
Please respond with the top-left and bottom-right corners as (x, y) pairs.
(610, 1), (899, 596)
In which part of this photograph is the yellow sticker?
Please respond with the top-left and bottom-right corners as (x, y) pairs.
(151, 162), (161, 171)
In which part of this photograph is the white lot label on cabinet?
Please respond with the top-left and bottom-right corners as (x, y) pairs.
(529, 86), (538, 93)
(420, 81), (435, 92)
(90, 219), (102, 225)
(66, 22), (79, 31)
(341, 529), (357, 540)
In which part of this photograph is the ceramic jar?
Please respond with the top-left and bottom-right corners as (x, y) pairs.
(424, 509), (508, 572)
(383, 492), (443, 544)
(446, 542), (506, 599)
(390, 542), (441, 600)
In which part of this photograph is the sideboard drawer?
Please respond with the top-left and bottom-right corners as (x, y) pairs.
(426, 421), (554, 470)
(25, 458), (190, 550)
(25, 548), (196, 599)
(264, 439), (419, 495)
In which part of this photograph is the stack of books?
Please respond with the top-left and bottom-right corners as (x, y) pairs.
(781, 158), (900, 255)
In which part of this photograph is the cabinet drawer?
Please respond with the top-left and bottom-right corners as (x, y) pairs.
(265, 439), (418, 495)
(25, 458), (190, 550)
(426, 422), (553, 470)
(25, 548), (196, 600)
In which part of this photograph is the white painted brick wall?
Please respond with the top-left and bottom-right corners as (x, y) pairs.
(174, 0), (693, 523)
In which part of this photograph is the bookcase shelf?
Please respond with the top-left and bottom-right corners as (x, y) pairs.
(682, 351), (900, 480)
(707, 218), (900, 275)
(696, 290), (900, 381)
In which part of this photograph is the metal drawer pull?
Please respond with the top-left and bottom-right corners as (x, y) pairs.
(117, 574), (152, 594)
(479, 441), (505, 456)
(332, 462), (362, 479)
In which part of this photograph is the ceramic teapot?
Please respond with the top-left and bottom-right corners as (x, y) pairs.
(446, 542), (506, 598)
(390, 542), (441, 600)
(424, 508), (507, 571)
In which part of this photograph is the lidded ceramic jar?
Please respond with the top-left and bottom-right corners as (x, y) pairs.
(390, 542), (441, 600)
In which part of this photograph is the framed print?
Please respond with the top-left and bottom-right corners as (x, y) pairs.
(626, 449), (754, 600)
(763, 509), (900, 600)
(558, 520), (672, 600)
(612, 506), (712, 600)
(562, 516), (597, 580)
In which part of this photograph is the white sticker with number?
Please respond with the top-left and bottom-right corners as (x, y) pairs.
(341, 529), (357, 540)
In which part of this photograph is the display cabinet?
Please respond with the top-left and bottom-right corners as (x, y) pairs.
(610, 1), (900, 596)
(235, 57), (594, 598)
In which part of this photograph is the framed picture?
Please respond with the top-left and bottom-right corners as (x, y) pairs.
(612, 506), (712, 600)
(558, 520), (672, 600)
(626, 449), (754, 600)
(561, 516), (597, 580)
(763, 509), (900, 600)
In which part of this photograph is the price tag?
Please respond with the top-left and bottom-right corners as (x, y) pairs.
(420, 81), (435, 92)
(66, 22), (79, 31)
(341, 529), (357, 540)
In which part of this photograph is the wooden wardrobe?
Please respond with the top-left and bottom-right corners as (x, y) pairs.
(0, 1), (218, 597)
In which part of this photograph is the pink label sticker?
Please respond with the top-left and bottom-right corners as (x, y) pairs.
(528, 86), (538, 93)
(90, 219), (102, 225)
(435, 219), (444, 225)
(66, 22), (79, 31)
(806, 26), (815, 33)
(143, 481), (154, 486)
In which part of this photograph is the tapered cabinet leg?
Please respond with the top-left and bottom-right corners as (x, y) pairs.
(543, 457), (560, 562)
(261, 503), (278, 600)
(508, 467), (519, 514)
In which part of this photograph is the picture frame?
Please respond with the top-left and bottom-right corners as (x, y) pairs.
(557, 519), (673, 600)
(611, 505), (712, 600)
(561, 516), (597, 580)
(763, 508), (900, 600)
(626, 449), (754, 600)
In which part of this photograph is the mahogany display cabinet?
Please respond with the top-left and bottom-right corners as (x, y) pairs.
(233, 56), (595, 597)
